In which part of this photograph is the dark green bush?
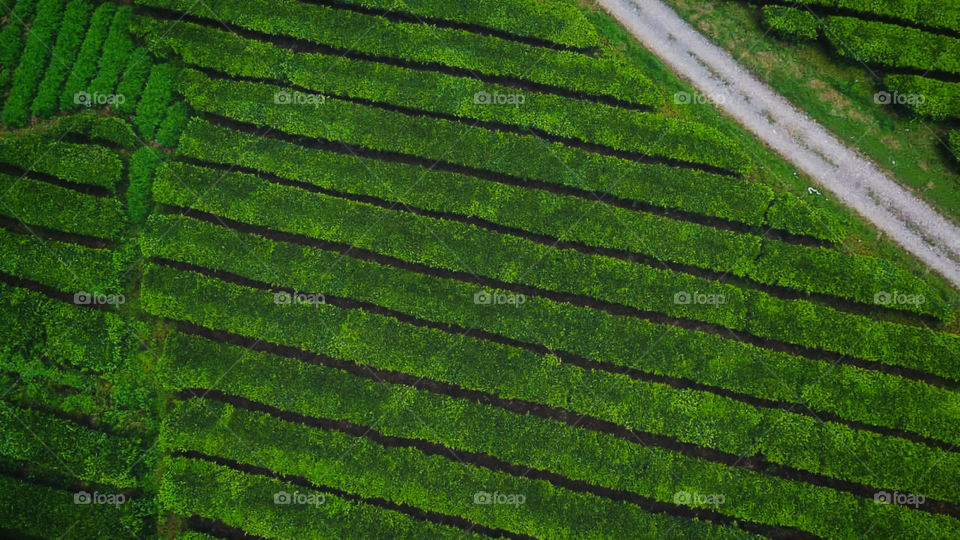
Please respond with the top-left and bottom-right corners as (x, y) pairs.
(762, 5), (820, 41)
(31, 0), (92, 118)
(1, 0), (65, 126)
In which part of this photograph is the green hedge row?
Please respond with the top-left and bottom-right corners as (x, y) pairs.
(1, 0), (65, 127)
(140, 263), (960, 505)
(128, 148), (163, 225)
(883, 74), (960, 120)
(87, 6), (133, 99)
(762, 5), (820, 40)
(951, 130), (960, 161)
(30, 0), (92, 118)
(143, 214), (960, 447)
(751, 240), (949, 319)
(0, 403), (140, 487)
(766, 192), (843, 242)
(0, 0), (37, 92)
(136, 63), (178, 140)
(68, 113), (140, 149)
(60, 2), (114, 112)
(134, 17), (745, 172)
(0, 473), (139, 538)
(0, 282), (123, 372)
(179, 71), (770, 226)
(769, 0), (960, 33)
(0, 134), (123, 191)
(153, 162), (960, 381)
(0, 173), (125, 239)
(0, 227), (119, 293)
(134, 0), (662, 107)
(165, 398), (751, 539)
(114, 48), (153, 115)
(157, 332), (960, 538)
(330, 0), (600, 48)
(177, 118), (946, 319)
(160, 456), (485, 540)
(824, 16), (960, 74)
(155, 100), (188, 147)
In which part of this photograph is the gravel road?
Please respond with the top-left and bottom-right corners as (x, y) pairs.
(599, 0), (960, 289)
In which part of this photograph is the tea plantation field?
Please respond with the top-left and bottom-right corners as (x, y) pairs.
(0, 0), (957, 538)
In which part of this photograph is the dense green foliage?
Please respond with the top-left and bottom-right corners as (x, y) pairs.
(0, 0), (37, 92)
(59, 2), (115, 111)
(157, 332), (960, 539)
(0, 404), (140, 487)
(114, 48), (153, 115)
(0, 173), (125, 238)
(143, 214), (960, 446)
(0, 1), (954, 537)
(177, 119), (945, 318)
(128, 148), (163, 225)
(134, 17), (745, 172)
(884, 74), (960, 120)
(153, 161), (960, 379)
(0, 227), (118, 292)
(160, 456), (490, 540)
(30, 0), (93, 118)
(87, 6), (133, 98)
(0, 282), (124, 372)
(777, 0), (960, 32)
(824, 16), (960, 74)
(0, 473), (139, 538)
(0, 135), (123, 190)
(165, 398), (754, 539)
(179, 71), (771, 225)
(135, 63), (177, 139)
(762, 5), (820, 40)
(330, 0), (601, 48)
(1, 0), (65, 126)
(140, 263), (960, 506)
(134, 0), (662, 107)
